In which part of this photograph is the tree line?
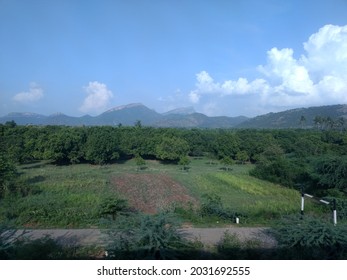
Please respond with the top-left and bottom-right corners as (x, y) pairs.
(1, 121), (347, 197)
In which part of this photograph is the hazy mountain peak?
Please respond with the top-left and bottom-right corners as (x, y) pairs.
(163, 106), (195, 115)
(7, 112), (44, 117)
(105, 103), (144, 113)
(49, 112), (66, 117)
(1, 103), (345, 129)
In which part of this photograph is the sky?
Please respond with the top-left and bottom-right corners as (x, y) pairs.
(1, 0), (347, 117)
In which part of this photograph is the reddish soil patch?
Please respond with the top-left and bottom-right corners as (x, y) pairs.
(111, 174), (197, 214)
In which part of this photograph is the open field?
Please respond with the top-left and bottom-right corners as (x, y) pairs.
(0, 157), (319, 228)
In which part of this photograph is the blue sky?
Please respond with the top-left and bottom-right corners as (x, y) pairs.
(1, 0), (347, 117)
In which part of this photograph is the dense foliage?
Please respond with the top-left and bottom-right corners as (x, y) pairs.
(2, 122), (347, 260)
(270, 215), (347, 259)
(1, 122), (346, 197)
(105, 211), (201, 259)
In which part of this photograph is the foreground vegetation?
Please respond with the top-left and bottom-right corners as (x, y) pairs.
(2, 211), (347, 260)
(0, 159), (314, 227)
(1, 122), (347, 259)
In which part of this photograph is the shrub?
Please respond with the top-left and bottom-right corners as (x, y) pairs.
(1, 223), (100, 260)
(99, 197), (129, 220)
(217, 232), (264, 259)
(0, 224), (16, 259)
(200, 194), (241, 221)
(105, 212), (198, 259)
(270, 215), (347, 259)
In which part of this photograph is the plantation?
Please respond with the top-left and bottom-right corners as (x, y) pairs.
(1, 123), (347, 259)
(0, 158), (318, 229)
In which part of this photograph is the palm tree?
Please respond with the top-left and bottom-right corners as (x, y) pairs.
(299, 115), (306, 129)
(314, 116), (322, 130)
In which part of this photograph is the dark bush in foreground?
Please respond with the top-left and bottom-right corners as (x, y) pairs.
(105, 212), (205, 260)
(0, 224), (100, 260)
(270, 215), (347, 259)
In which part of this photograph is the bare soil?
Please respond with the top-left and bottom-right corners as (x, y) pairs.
(111, 174), (197, 213)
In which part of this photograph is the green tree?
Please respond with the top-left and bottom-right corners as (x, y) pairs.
(336, 117), (346, 131)
(44, 128), (86, 164)
(156, 137), (189, 162)
(135, 154), (146, 171)
(293, 135), (326, 157)
(213, 132), (240, 159)
(220, 156), (234, 171)
(106, 212), (188, 259)
(311, 156), (347, 193)
(4, 120), (16, 128)
(235, 150), (249, 164)
(250, 145), (295, 187)
(236, 130), (275, 162)
(314, 116), (323, 130)
(178, 156), (191, 171)
(85, 127), (120, 164)
(0, 152), (17, 199)
(134, 120), (142, 128)
(299, 115), (306, 129)
(99, 197), (128, 220)
(272, 215), (347, 259)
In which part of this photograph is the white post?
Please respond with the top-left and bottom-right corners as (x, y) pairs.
(301, 193), (305, 217)
(333, 199), (337, 226)
(333, 210), (337, 226)
(235, 217), (239, 224)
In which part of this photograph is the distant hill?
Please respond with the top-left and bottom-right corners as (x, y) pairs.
(154, 113), (248, 128)
(0, 103), (248, 128)
(1, 103), (346, 129)
(162, 106), (195, 116)
(94, 103), (162, 126)
(237, 104), (347, 129)
(1, 112), (47, 125)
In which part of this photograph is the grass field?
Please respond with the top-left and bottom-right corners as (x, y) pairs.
(0, 158), (319, 228)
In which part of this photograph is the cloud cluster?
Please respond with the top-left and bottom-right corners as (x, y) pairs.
(189, 71), (269, 103)
(79, 81), (113, 114)
(13, 83), (44, 103)
(189, 24), (347, 112)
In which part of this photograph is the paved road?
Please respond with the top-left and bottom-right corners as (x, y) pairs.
(10, 226), (276, 248)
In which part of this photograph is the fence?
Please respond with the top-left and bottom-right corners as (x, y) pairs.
(301, 191), (337, 225)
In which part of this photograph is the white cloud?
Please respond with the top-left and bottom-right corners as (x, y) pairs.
(202, 102), (218, 116)
(303, 24), (347, 79)
(13, 83), (44, 103)
(190, 70), (269, 101)
(221, 78), (270, 96)
(188, 24), (347, 114)
(79, 81), (113, 113)
(260, 48), (314, 94)
(189, 90), (200, 103)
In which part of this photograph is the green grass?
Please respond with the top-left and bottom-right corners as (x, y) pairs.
(1, 163), (118, 228)
(170, 163), (317, 225)
(0, 158), (320, 228)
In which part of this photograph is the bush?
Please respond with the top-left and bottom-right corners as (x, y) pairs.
(99, 197), (129, 220)
(1, 223), (100, 259)
(311, 156), (347, 192)
(323, 197), (347, 221)
(105, 212), (199, 259)
(0, 224), (16, 259)
(200, 194), (242, 222)
(0, 152), (17, 199)
(270, 215), (347, 259)
(250, 158), (296, 187)
(217, 232), (263, 259)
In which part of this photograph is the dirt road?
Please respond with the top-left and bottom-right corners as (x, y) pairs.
(180, 227), (276, 248)
(11, 226), (276, 248)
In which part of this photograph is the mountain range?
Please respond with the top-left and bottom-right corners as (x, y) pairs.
(1, 103), (346, 129)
